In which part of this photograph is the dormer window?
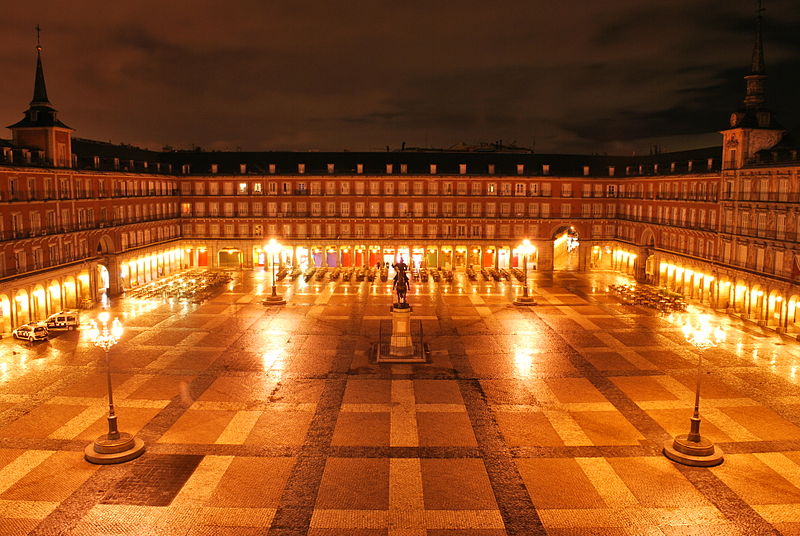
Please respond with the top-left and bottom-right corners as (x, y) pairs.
(356, 163), (364, 174)
(298, 163), (306, 174)
(542, 164), (550, 175)
(240, 163), (247, 174)
(327, 163), (335, 174)
(516, 164), (524, 175)
(386, 164), (393, 174)
(459, 164), (467, 174)
(211, 164), (219, 174)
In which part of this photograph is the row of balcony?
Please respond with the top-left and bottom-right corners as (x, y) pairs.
(0, 215), (181, 243)
(181, 212), (613, 220)
(722, 192), (800, 203)
(2, 190), (179, 202)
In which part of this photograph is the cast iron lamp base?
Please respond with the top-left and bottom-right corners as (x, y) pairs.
(513, 295), (537, 306)
(262, 294), (286, 305)
(663, 434), (723, 467)
(85, 432), (146, 465)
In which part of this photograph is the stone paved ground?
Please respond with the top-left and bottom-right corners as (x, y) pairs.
(1, 270), (800, 535)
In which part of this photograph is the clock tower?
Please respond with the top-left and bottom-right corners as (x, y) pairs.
(720, 1), (784, 170)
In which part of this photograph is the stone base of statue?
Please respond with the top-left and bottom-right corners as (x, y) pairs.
(375, 303), (427, 363)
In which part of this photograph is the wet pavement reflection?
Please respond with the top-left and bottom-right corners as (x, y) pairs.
(0, 269), (799, 535)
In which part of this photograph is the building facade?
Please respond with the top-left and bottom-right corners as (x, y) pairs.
(1, 23), (798, 336)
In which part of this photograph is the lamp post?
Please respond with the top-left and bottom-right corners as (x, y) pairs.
(514, 239), (536, 306)
(263, 238), (286, 305)
(663, 317), (725, 466)
(84, 312), (145, 464)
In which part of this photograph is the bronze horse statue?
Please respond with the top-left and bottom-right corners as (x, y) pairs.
(392, 259), (411, 307)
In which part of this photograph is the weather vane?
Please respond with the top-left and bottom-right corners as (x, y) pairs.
(35, 24), (42, 51)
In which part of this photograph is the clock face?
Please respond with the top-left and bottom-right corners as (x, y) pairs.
(730, 113), (738, 127)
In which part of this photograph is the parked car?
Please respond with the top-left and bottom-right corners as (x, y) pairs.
(45, 310), (81, 331)
(12, 322), (49, 341)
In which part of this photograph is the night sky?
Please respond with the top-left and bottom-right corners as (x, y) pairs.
(1, 1), (798, 155)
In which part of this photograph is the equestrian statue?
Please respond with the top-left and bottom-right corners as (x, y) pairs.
(392, 258), (411, 308)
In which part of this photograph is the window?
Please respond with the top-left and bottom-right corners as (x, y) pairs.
(459, 164), (467, 175)
(515, 183), (525, 196)
(516, 164), (524, 175)
(238, 182), (248, 194)
(327, 163), (335, 174)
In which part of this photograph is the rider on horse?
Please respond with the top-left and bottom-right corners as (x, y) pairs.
(392, 258), (411, 306)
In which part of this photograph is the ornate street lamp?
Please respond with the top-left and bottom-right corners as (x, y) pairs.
(263, 238), (286, 305)
(84, 312), (146, 464)
(514, 239), (536, 306)
(663, 316), (726, 466)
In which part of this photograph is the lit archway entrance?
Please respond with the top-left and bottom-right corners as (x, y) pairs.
(553, 226), (580, 271)
(14, 290), (30, 326)
(218, 249), (242, 269)
(97, 264), (110, 304)
(0, 295), (11, 335)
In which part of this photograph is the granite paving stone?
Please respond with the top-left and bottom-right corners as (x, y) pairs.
(0, 270), (799, 535)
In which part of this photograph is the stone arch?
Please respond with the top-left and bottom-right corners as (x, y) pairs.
(550, 224), (581, 271)
(96, 234), (116, 255)
(639, 228), (656, 248)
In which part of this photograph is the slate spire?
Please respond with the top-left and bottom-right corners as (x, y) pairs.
(30, 25), (51, 107)
(744, 0), (767, 108)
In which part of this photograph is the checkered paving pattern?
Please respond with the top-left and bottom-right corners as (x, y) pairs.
(1, 270), (800, 535)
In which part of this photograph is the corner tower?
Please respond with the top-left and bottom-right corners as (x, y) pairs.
(720, 1), (785, 169)
(7, 27), (73, 167)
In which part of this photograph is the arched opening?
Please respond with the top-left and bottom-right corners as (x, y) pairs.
(748, 285), (764, 319)
(96, 264), (110, 303)
(766, 290), (783, 327)
(425, 246), (438, 269)
(218, 248), (242, 269)
(48, 280), (62, 314)
(732, 281), (748, 314)
(0, 295), (11, 335)
(787, 294), (800, 332)
(32, 285), (47, 321)
(454, 246), (467, 270)
(14, 290), (30, 326)
(553, 226), (580, 271)
(63, 277), (78, 309)
(440, 246), (453, 270)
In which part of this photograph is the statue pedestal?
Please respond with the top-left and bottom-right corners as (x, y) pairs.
(389, 305), (414, 357)
(375, 304), (427, 363)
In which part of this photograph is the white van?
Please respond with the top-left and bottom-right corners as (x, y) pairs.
(45, 310), (81, 331)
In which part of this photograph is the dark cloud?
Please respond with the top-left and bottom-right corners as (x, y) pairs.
(0, 0), (797, 153)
